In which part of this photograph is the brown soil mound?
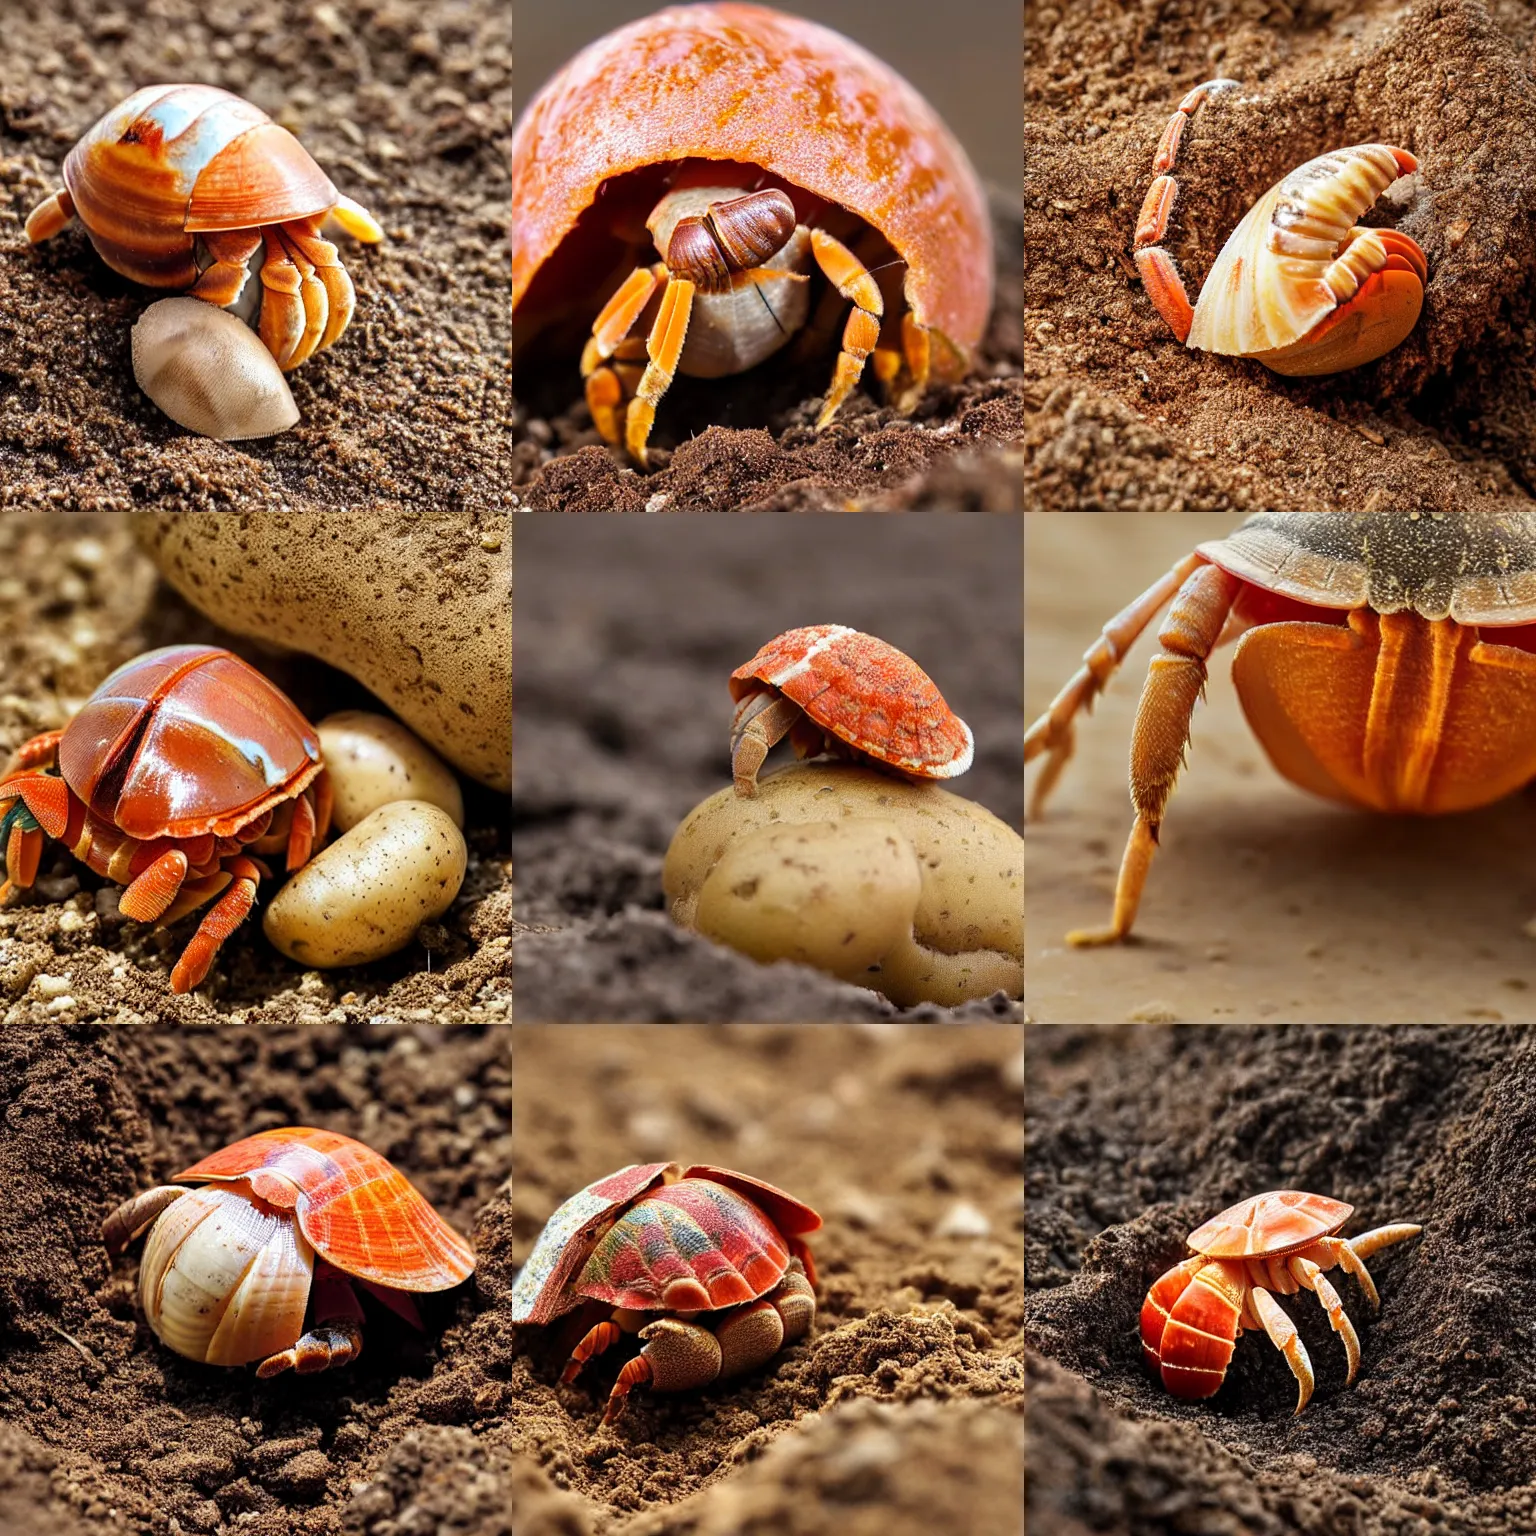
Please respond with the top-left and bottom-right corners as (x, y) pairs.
(0, 0), (511, 513)
(1028, 1023), (1536, 1533)
(1025, 0), (1536, 509)
(511, 1022), (1024, 1535)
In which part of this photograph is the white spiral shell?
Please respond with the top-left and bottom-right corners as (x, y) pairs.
(1187, 144), (1411, 357)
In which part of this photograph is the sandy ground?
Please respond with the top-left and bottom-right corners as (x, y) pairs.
(0, 0), (512, 513)
(1027, 1023), (1536, 1535)
(511, 1022), (1024, 1536)
(0, 512), (511, 1025)
(0, 1016), (512, 1536)
(513, 514), (1023, 1022)
(1024, 0), (1536, 510)
(1025, 513), (1536, 1024)
(511, 1), (1023, 511)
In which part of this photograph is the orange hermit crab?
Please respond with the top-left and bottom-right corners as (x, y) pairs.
(512, 3), (993, 467)
(1142, 1191), (1419, 1413)
(1132, 81), (1427, 374)
(510, 1161), (820, 1422)
(26, 84), (383, 371)
(730, 624), (974, 796)
(103, 1127), (476, 1376)
(1026, 511), (1536, 945)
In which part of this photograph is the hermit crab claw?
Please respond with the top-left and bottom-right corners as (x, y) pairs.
(1132, 79), (1428, 376)
(1188, 145), (1427, 375)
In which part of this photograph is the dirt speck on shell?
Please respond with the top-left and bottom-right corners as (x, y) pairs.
(0, 513), (509, 1024)
(0, 0), (511, 512)
(1025, 0), (1536, 509)
(511, 1023), (1024, 1536)
(513, 197), (1023, 511)
(1028, 1024), (1536, 1534)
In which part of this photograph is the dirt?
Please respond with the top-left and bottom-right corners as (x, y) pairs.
(512, 513), (1023, 1022)
(1026, 1023), (1536, 1535)
(0, 0), (512, 513)
(1025, 513), (1536, 1024)
(510, 1021), (1025, 1535)
(511, 0), (1023, 513)
(0, 512), (511, 1025)
(0, 1014), (513, 1536)
(1024, 0), (1536, 510)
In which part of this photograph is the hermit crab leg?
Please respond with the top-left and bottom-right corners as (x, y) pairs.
(1025, 552), (1206, 820)
(1133, 79), (1241, 341)
(169, 853), (264, 995)
(730, 692), (805, 797)
(189, 229), (264, 308)
(1288, 1256), (1361, 1384)
(581, 265), (667, 446)
(1247, 1285), (1314, 1415)
(809, 229), (884, 430)
(625, 276), (697, 468)
(561, 1319), (625, 1383)
(1067, 561), (1244, 946)
(1315, 1224), (1422, 1311)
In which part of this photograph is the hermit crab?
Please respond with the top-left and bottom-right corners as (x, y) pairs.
(731, 624), (974, 796)
(1142, 1191), (1420, 1413)
(0, 645), (330, 992)
(103, 1127), (475, 1375)
(512, 3), (993, 466)
(1025, 511), (1536, 944)
(510, 1162), (821, 1422)
(26, 84), (383, 371)
(1132, 81), (1427, 374)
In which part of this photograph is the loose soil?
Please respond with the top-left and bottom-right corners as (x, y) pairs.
(0, 512), (511, 1025)
(511, 1021), (1025, 1535)
(1025, 513), (1536, 1024)
(513, 514), (1023, 1022)
(1027, 1023), (1536, 1535)
(0, 0), (512, 513)
(0, 1015), (513, 1536)
(1025, 0), (1536, 510)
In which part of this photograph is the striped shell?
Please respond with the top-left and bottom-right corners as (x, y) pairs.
(509, 1162), (822, 1324)
(58, 645), (322, 841)
(59, 84), (338, 289)
(730, 624), (974, 780)
(1186, 1190), (1352, 1259)
(1186, 145), (1420, 368)
(174, 1127), (476, 1290)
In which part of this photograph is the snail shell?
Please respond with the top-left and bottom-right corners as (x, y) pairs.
(58, 84), (339, 289)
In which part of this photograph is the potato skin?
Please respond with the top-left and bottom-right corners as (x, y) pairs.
(263, 800), (467, 969)
(132, 512), (510, 791)
(318, 711), (465, 831)
(695, 819), (922, 979)
(664, 765), (1022, 1006)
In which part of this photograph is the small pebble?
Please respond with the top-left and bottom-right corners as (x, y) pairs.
(934, 1200), (991, 1239)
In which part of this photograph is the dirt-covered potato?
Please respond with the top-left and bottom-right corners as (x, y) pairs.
(263, 800), (467, 970)
(132, 512), (510, 792)
(318, 711), (464, 831)
(664, 765), (1023, 1007)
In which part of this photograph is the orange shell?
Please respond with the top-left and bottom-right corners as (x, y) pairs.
(62, 85), (338, 289)
(511, 3), (992, 365)
(176, 1127), (476, 1293)
(1186, 1190), (1352, 1259)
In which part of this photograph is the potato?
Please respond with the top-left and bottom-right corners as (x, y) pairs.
(263, 801), (467, 969)
(133, 512), (510, 791)
(664, 765), (1023, 1007)
(318, 711), (464, 831)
